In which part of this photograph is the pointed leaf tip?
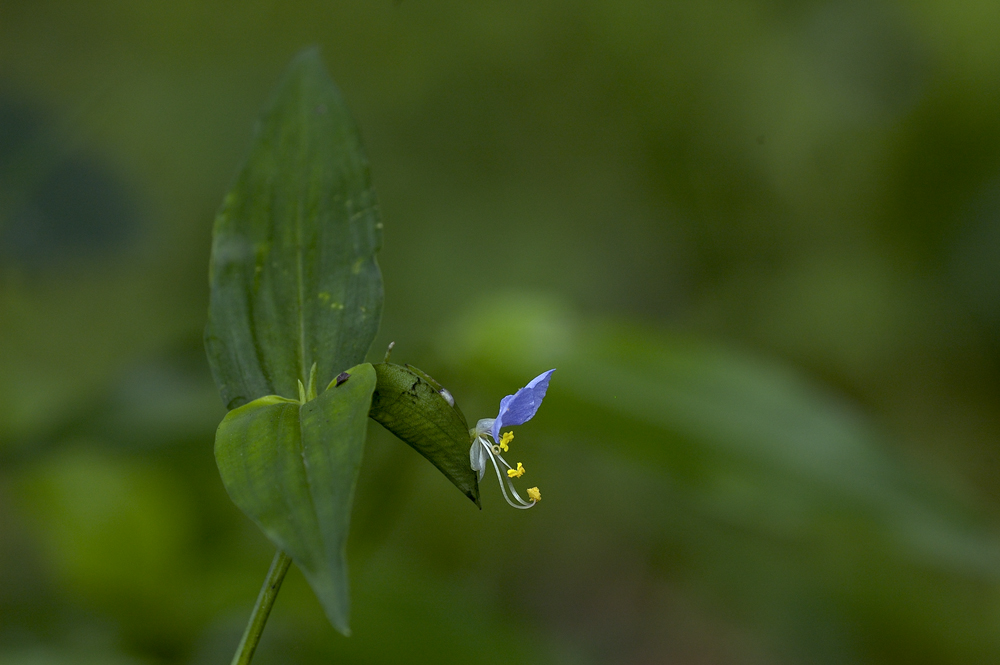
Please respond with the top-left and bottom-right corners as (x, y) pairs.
(215, 363), (377, 634)
(206, 46), (383, 410)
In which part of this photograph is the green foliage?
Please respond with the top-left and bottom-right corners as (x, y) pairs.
(205, 48), (387, 638)
(205, 47), (383, 411)
(5, 3), (1000, 664)
(369, 362), (480, 507)
(215, 363), (376, 634)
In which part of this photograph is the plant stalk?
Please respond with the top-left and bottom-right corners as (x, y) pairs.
(231, 550), (293, 665)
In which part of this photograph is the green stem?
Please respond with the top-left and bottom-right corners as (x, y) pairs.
(230, 550), (293, 665)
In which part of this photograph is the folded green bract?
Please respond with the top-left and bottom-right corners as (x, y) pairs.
(370, 363), (480, 507)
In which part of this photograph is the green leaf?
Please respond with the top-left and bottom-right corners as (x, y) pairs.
(214, 363), (376, 634)
(369, 363), (480, 507)
(205, 47), (383, 410)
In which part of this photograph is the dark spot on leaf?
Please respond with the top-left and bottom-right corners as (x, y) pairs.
(336, 372), (350, 386)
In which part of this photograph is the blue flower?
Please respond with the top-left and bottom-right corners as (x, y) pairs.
(470, 369), (555, 509)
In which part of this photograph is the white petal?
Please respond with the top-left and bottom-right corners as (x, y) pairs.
(473, 418), (495, 438)
(469, 439), (487, 482)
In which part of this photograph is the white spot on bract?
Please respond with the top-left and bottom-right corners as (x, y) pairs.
(439, 389), (455, 407)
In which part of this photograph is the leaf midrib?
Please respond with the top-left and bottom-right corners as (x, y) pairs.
(294, 85), (308, 388)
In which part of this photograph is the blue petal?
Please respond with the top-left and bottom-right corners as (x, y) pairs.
(491, 369), (555, 441)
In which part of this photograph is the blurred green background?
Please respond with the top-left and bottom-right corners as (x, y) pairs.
(3, 1), (1000, 663)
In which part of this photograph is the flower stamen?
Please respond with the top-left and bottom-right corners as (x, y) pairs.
(506, 462), (525, 478)
(479, 437), (534, 509)
(499, 431), (513, 452)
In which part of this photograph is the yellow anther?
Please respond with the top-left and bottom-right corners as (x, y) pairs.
(527, 487), (541, 502)
(499, 431), (513, 452)
(507, 462), (525, 478)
